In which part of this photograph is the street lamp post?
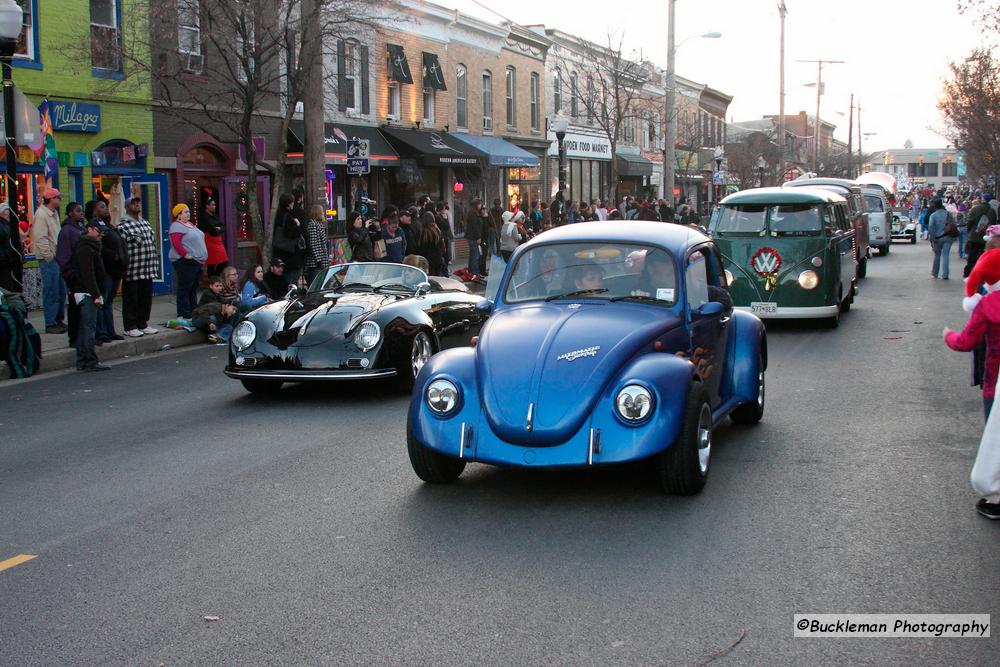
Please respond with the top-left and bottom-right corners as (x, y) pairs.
(551, 113), (569, 221)
(0, 0), (22, 280)
(713, 147), (724, 202)
(757, 156), (766, 187)
(664, 0), (720, 206)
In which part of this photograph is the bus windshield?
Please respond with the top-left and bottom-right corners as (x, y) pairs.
(768, 204), (822, 235)
(710, 205), (766, 234)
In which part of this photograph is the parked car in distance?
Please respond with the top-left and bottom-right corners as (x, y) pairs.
(710, 186), (857, 328)
(226, 262), (489, 394)
(861, 186), (892, 255)
(783, 177), (871, 278)
(407, 222), (767, 495)
(889, 208), (917, 244)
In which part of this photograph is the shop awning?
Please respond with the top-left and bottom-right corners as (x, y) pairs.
(387, 44), (413, 84)
(422, 52), (447, 90)
(286, 121), (399, 166)
(381, 127), (484, 167)
(617, 153), (654, 177)
(449, 134), (538, 167)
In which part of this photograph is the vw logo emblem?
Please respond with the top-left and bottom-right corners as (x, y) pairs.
(751, 246), (782, 277)
(568, 303), (582, 309)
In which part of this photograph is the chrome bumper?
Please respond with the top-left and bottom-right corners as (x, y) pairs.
(735, 305), (839, 320)
(225, 368), (397, 381)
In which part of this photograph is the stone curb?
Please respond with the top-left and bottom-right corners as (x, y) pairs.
(2, 328), (206, 380)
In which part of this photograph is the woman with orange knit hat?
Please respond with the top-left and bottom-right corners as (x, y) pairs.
(167, 203), (207, 318)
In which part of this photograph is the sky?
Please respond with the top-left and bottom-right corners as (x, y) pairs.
(444, 0), (991, 151)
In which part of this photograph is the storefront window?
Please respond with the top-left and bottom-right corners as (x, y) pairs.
(0, 173), (38, 252)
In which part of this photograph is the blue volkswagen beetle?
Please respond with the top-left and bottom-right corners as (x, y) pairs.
(406, 222), (767, 494)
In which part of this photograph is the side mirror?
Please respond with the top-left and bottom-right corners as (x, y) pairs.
(695, 301), (726, 318)
(415, 281), (432, 297)
(285, 285), (301, 300)
(475, 300), (494, 316)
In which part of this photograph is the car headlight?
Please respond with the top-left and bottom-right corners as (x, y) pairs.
(426, 379), (459, 414)
(615, 385), (653, 422)
(354, 321), (381, 352)
(798, 270), (819, 290)
(811, 256), (823, 267)
(724, 269), (735, 286)
(232, 321), (256, 351)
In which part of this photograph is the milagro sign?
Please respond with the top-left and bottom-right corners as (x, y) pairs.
(547, 130), (611, 161)
(50, 101), (101, 133)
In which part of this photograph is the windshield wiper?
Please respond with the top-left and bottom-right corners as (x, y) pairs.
(335, 282), (372, 290)
(373, 283), (415, 292)
(609, 294), (668, 304)
(545, 288), (608, 301)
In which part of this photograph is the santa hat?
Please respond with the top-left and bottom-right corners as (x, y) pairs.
(964, 248), (1000, 312)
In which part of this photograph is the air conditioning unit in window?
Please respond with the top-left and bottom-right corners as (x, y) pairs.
(483, 116), (493, 131)
(181, 51), (203, 73)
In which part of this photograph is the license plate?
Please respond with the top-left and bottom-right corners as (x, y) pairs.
(750, 301), (777, 315)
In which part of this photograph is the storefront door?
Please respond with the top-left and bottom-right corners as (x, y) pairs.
(222, 175), (271, 274)
(121, 174), (173, 295)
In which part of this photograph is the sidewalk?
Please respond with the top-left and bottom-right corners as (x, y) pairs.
(5, 294), (208, 380)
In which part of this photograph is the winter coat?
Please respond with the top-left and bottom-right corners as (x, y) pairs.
(946, 291), (1000, 399)
(31, 205), (60, 261)
(967, 203), (997, 247)
(56, 219), (82, 286)
(100, 226), (129, 280)
(72, 236), (106, 300)
(382, 224), (407, 263)
(198, 212), (228, 266)
(500, 221), (522, 252)
(304, 218), (329, 271)
(240, 281), (268, 311)
(272, 209), (305, 269)
(464, 211), (482, 242)
(264, 270), (291, 299)
(348, 225), (374, 262)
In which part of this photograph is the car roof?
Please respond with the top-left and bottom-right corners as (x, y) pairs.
(783, 177), (861, 194)
(720, 186), (846, 205)
(525, 221), (710, 255)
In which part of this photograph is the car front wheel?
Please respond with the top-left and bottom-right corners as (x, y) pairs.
(406, 411), (466, 483)
(395, 330), (434, 392)
(657, 383), (712, 495)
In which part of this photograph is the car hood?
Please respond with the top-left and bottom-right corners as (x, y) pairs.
(249, 291), (400, 348)
(477, 302), (684, 445)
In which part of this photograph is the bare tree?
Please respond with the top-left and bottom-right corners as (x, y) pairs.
(553, 33), (653, 205)
(724, 128), (781, 191)
(938, 48), (1000, 189)
(87, 0), (387, 263)
(957, 0), (1000, 35)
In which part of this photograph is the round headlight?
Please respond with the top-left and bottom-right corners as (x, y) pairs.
(798, 270), (820, 290)
(811, 256), (823, 268)
(232, 321), (256, 351)
(354, 321), (381, 352)
(615, 385), (653, 422)
(426, 379), (459, 414)
(724, 269), (735, 286)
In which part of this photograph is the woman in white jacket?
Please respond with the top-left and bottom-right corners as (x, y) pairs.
(500, 210), (522, 261)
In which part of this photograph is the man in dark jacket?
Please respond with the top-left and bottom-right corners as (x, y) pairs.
(464, 200), (482, 275)
(56, 202), (85, 347)
(398, 208), (420, 254)
(73, 220), (109, 371)
(434, 201), (453, 276)
(97, 220), (128, 343)
(965, 194), (997, 277)
(263, 258), (291, 299)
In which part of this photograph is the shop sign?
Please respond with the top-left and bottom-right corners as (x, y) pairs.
(50, 101), (101, 133)
(546, 130), (611, 161)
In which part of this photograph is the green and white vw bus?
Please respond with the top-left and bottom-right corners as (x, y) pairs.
(709, 187), (858, 327)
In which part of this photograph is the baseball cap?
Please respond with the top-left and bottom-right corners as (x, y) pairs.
(270, 257), (286, 268)
(85, 219), (109, 232)
(43, 188), (61, 199)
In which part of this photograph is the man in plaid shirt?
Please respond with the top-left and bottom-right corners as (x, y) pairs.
(117, 197), (161, 337)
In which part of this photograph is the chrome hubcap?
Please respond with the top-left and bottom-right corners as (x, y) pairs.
(411, 333), (432, 378)
(697, 403), (712, 474)
(757, 370), (765, 408)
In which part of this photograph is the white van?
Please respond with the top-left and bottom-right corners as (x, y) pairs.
(861, 186), (891, 256)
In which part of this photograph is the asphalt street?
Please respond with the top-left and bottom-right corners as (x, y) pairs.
(1, 240), (998, 665)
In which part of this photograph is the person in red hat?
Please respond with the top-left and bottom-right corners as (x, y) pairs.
(944, 247), (1000, 519)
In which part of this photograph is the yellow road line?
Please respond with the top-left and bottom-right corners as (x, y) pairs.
(0, 554), (36, 572)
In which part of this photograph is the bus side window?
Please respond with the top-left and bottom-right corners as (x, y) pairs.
(823, 206), (838, 233)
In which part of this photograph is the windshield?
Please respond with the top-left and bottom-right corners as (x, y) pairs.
(309, 262), (428, 292)
(864, 195), (885, 212)
(711, 205), (766, 234)
(768, 204), (822, 234)
(503, 243), (678, 305)
(712, 203), (823, 236)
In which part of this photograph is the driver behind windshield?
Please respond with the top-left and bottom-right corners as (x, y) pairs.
(570, 262), (605, 293)
(632, 251), (676, 301)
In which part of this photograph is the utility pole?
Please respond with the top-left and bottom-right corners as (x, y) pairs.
(301, 0), (326, 211)
(846, 93), (853, 179)
(797, 58), (844, 175)
(857, 104), (863, 173)
(777, 1), (787, 182)
(664, 0), (676, 205)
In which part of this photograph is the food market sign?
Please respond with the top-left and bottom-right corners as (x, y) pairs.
(50, 101), (101, 133)
(547, 130), (611, 161)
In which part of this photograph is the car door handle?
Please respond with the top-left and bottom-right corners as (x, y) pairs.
(719, 316), (730, 326)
